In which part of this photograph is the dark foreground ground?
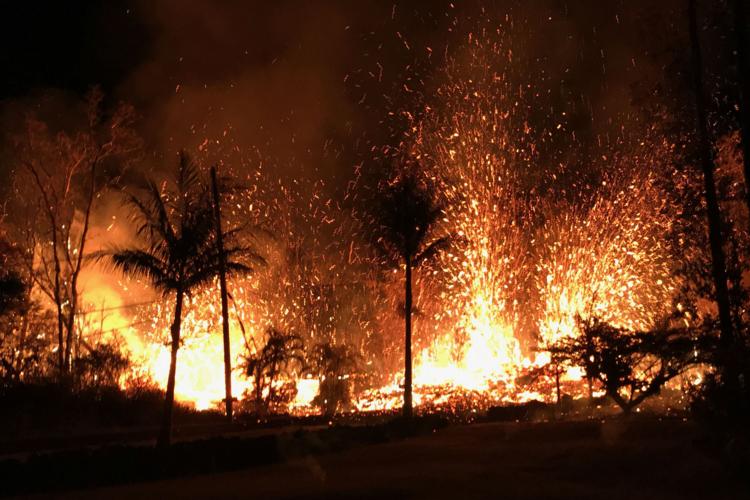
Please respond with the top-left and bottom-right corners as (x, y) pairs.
(32, 418), (747, 500)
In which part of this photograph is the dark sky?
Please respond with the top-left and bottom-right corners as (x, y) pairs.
(0, 0), (738, 186)
(0, 1), (151, 99)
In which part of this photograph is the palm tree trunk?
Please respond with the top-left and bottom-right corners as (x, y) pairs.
(688, 0), (737, 376)
(211, 166), (233, 423)
(158, 288), (184, 448)
(403, 257), (413, 419)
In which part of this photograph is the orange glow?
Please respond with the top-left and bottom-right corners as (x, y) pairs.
(74, 30), (682, 416)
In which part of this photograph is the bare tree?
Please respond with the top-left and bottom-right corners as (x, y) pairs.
(11, 89), (139, 375)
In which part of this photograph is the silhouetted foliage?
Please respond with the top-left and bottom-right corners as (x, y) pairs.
(100, 152), (255, 446)
(369, 168), (450, 418)
(0, 301), (55, 387)
(546, 317), (701, 413)
(72, 342), (130, 391)
(0, 273), (25, 317)
(0, 246), (56, 386)
(243, 327), (305, 415)
(308, 342), (360, 416)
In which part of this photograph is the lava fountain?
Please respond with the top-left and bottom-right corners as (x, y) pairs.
(91, 26), (680, 414)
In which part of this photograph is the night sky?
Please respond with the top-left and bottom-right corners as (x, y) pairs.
(0, 0), (739, 187)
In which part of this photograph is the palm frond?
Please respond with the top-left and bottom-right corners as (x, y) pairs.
(107, 249), (175, 295)
(414, 235), (452, 267)
(371, 171), (447, 263)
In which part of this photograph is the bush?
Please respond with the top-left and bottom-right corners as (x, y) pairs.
(72, 342), (130, 391)
(308, 343), (359, 417)
(0, 377), (210, 435)
(545, 316), (700, 413)
(241, 327), (304, 415)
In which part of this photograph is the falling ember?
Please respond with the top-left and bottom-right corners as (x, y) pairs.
(349, 28), (681, 411)
(80, 21), (683, 415)
(537, 171), (678, 347)
(115, 285), (252, 411)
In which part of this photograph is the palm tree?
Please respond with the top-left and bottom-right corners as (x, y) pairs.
(243, 327), (305, 415)
(371, 171), (450, 418)
(308, 342), (360, 417)
(103, 153), (251, 447)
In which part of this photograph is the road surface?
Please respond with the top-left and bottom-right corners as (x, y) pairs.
(46, 419), (746, 500)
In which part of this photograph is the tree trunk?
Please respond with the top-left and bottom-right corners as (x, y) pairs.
(15, 312), (29, 382)
(63, 301), (75, 372)
(25, 162), (66, 375)
(211, 166), (233, 423)
(158, 288), (184, 448)
(688, 0), (737, 375)
(732, 0), (750, 227)
(64, 158), (98, 372)
(52, 236), (65, 375)
(403, 257), (413, 419)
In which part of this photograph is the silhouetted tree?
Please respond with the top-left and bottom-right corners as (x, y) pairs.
(210, 165), (234, 423)
(546, 317), (701, 413)
(11, 89), (139, 375)
(0, 242), (55, 385)
(688, 0), (738, 383)
(0, 272), (25, 318)
(243, 327), (305, 415)
(102, 153), (251, 447)
(732, 0), (750, 225)
(370, 171), (450, 418)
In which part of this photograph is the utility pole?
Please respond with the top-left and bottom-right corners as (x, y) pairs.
(211, 165), (233, 423)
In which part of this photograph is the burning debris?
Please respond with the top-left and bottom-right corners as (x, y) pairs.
(34, 29), (697, 420)
(0, 3), (745, 428)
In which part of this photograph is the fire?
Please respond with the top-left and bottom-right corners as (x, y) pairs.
(537, 173), (677, 347)
(414, 310), (521, 392)
(75, 25), (682, 416)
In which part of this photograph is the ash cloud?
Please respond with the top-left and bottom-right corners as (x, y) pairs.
(2, 0), (722, 188)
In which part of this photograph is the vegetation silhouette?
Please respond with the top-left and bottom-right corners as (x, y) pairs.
(545, 316), (702, 413)
(243, 327), (305, 415)
(101, 152), (254, 447)
(369, 168), (451, 418)
(308, 342), (360, 417)
(11, 89), (139, 375)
